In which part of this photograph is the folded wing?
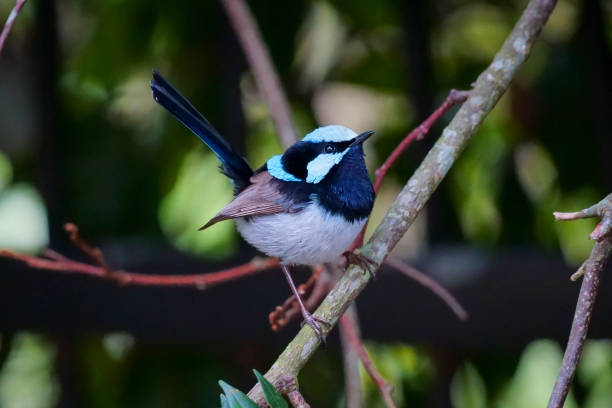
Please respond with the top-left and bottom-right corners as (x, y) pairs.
(200, 171), (292, 230)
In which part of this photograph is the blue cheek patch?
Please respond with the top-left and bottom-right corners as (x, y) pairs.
(306, 150), (348, 183)
(267, 155), (302, 182)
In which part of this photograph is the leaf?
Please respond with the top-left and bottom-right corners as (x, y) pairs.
(218, 380), (259, 408)
(254, 370), (288, 408)
(450, 362), (487, 408)
(220, 394), (230, 408)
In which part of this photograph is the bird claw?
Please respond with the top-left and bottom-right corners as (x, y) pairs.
(343, 250), (378, 279)
(300, 312), (330, 343)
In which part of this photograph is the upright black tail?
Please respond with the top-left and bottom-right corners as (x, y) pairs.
(150, 70), (253, 192)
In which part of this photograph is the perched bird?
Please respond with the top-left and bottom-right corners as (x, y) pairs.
(150, 71), (374, 340)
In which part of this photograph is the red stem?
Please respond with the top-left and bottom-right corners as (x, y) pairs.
(1, 249), (278, 288)
(350, 89), (469, 249)
(0, 0), (27, 57)
(339, 314), (397, 408)
(219, 0), (298, 148)
(384, 256), (468, 320)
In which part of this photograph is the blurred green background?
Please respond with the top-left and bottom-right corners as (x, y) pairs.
(0, 0), (611, 406)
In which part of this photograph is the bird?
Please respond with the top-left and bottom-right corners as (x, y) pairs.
(150, 70), (375, 341)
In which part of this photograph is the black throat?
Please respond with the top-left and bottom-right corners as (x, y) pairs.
(269, 146), (374, 222)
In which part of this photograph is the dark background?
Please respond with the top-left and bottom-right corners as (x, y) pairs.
(0, 0), (611, 406)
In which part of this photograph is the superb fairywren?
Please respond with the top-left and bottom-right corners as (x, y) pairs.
(150, 71), (374, 340)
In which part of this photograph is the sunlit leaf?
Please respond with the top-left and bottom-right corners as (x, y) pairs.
(451, 362), (487, 408)
(498, 340), (578, 408)
(514, 141), (558, 203)
(0, 333), (58, 408)
(159, 149), (237, 259)
(0, 184), (49, 252)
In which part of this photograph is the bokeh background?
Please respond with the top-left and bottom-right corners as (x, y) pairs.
(0, 0), (611, 406)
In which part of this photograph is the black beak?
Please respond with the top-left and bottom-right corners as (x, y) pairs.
(350, 130), (375, 147)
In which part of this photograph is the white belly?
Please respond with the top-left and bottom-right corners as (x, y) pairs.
(235, 204), (366, 265)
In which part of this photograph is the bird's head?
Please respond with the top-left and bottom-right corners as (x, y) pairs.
(267, 125), (374, 184)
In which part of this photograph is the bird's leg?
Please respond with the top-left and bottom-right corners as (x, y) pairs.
(280, 263), (329, 343)
(343, 250), (378, 279)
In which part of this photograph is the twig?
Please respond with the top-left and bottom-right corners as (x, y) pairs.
(553, 193), (612, 242)
(339, 305), (365, 408)
(0, 225), (279, 288)
(0, 0), (27, 58)
(276, 376), (310, 408)
(248, 0), (558, 403)
(547, 194), (612, 408)
(384, 256), (468, 321)
(63, 223), (112, 275)
(351, 89), (470, 249)
(340, 313), (397, 408)
(219, 0), (298, 148)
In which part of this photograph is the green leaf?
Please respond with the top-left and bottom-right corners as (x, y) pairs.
(220, 394), (230, 408)
(218, 381), (259, 408)
(450, 362), (486, 408)
(254, 370), (288, 408)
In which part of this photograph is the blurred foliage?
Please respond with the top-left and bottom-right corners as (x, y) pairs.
(360, 343), (433, 407)
(0, 334), (58, 408)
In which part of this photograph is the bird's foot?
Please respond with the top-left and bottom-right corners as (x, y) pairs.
(343, 250), (378, 279)
(300, 311), (330, 344)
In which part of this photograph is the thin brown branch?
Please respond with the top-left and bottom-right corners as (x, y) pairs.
(0, 0), (27, 58)
(385, 256), (468, 321)
(220, 0), (298, 148)
(0, 223), (279, 288)
(339, 305), (365, 408)
(351, 89), (470, 249)
(340, 314), (397, 408)
(64, 223), (112, 275)
(548, 194), (612, 408)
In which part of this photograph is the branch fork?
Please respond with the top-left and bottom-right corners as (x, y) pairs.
(548, 193), (612, 408)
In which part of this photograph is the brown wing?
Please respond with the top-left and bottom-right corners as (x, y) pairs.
(199, 171), (288, 230)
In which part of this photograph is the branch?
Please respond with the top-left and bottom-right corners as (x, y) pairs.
(220, 0), (298, 148)
(1, 223), (279, 288)
(248, 0), (558, 403)
(340, 311), (397, 408)
(339, 306), (365, 408)
(0, 0), (26, 58)
(547, 194), (612, 408)
(384, 256), (468, 321)
(351, 89), (470, 249)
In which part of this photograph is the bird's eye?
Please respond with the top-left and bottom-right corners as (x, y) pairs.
(324, 144), (335, 153)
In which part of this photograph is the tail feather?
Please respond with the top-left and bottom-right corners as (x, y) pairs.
(150, 70), (253, 191)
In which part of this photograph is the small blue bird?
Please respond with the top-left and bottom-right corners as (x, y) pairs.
(150, 71), (374, 340)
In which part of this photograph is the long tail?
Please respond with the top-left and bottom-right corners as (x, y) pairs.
(150, 70), (253, 192)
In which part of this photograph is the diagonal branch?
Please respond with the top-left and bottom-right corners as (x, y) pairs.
(547, 194), (612, 408)
(220, 0), (298, 148)
(248, 0), (558, 403)
(339, 305), (365, 408)
(0, 0), (27, 57)
(384, 256), (468, 321)
(340, 312), (396, 408)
